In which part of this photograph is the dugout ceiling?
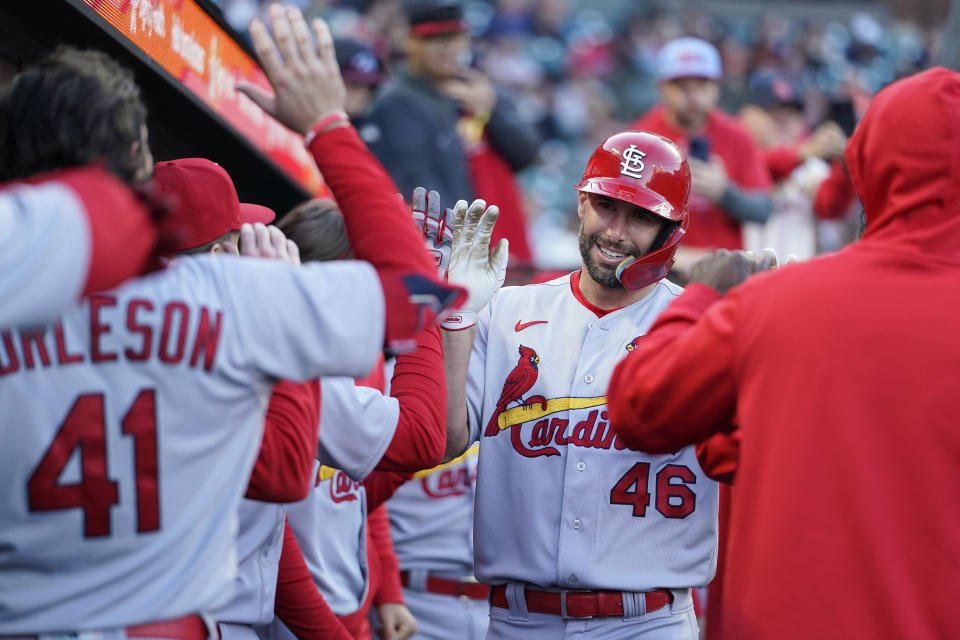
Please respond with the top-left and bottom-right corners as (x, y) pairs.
(0, 0), (316, 216)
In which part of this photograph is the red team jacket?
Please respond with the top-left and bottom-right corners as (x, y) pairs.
(608, 67), (960, 639)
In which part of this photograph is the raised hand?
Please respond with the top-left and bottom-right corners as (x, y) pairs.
(688, 248), (778, 295)
(441, 198), (509, 329)
(239, 222), (301, 266)
(409, 187), (454, 278)
(238, 5), (346, 135)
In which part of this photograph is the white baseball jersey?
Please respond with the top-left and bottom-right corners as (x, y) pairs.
(286, 377), (399, 614)
(0, 180), (97, 328)
(467, 273), (719, 591)
(0, 255), (384, 632)
(386, 444), (478, 577)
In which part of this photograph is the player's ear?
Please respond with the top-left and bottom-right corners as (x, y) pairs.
(577, 192), (588, 220)
(209, 243), (224, 254)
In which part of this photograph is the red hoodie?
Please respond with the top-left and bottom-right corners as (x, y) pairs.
(607, 67), (960, 640)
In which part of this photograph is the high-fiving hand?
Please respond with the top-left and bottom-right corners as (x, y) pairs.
(238, 5), (346, 135)
(441, 199), (509, 330)
(409, 187), (455, 278)
(688, 248), (778, 295)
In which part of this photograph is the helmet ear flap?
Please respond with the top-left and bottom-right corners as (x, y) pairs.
(648, 219), (680, 254)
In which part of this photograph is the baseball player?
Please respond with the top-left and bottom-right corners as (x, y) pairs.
(217, 189), (453, 640)
(605, 67), (960, 640)
(381, 443), (487, 640)
(442, 131), (720, 638)
(0, 47), (162, 329)
(0, 166), (161, 328)
(0, 9), (462, 637)
(269, 189), (463, 640)
(141, 157), (347, 640)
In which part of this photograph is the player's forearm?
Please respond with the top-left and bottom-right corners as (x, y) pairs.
(306, 126), (433, 276)
(378, 326), (446, 471)
(363, 470), (414, 511)
(245, 380), (320, 502)
(306, 126), (464, 350)
(442, 327), (474, 461)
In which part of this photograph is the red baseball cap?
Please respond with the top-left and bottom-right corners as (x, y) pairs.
(153, 158), (275, 252)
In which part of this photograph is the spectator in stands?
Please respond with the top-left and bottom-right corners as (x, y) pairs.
(737, 69), (850, 260)
(335, 37), (387, 128)
(631, 37), (772, 275)
(364, 0), (540, 266)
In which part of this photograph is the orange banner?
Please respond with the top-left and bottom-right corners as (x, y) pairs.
(83, 0), (325, 195)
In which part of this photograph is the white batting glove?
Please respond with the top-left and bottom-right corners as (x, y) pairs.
(440, 199), (509, 330)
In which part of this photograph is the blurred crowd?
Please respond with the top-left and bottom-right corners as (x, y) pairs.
(219, 0), (944, 270)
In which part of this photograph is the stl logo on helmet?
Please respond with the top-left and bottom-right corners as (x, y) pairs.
(620, 144), (648, 179)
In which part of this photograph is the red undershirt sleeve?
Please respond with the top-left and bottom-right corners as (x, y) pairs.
(375, 325), (446, 472)
(275, 519), (353, 640)
(306, 126), (433, 277)
(368, 505), (405, 606)
(306, 126), (463, 348)
(245, 380), (320, 503)
(363, 470), (414, 512)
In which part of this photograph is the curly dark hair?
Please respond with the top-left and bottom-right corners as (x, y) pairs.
(0, 47), (149, 184)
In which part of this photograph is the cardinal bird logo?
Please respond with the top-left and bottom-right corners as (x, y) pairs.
(625, 336), (643, 352)
(484, 345), (543, 437)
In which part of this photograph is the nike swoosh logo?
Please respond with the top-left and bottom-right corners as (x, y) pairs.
(515, 320), (548, 332)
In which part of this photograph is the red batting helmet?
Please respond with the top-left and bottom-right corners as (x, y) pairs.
(574, 131), (691, 290)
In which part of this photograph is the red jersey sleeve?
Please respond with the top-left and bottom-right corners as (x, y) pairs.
(368, 505), (405, 606)
(608, 284), (738, 452)
(245, 380), (320, 503)
(275, 520), (353, 640)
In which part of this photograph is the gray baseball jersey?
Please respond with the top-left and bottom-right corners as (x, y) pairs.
(286, 376), (400, 614)
(215, 500), (287, 629)
(0, 255), (384, 632)
(0, 180), (100, 328)
(386, 444), (478, 577)
(466, 274), (719, 591)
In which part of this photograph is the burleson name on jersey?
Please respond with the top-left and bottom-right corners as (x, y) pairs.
(0, 294), (223, 375)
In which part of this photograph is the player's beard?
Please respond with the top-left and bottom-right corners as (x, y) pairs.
(578, 223), (640, 289)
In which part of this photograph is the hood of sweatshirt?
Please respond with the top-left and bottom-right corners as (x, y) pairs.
(845, 67), (960, 258)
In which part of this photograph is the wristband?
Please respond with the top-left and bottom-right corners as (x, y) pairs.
(440, 310), (477, 331)
(304, 110), (350, 146)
